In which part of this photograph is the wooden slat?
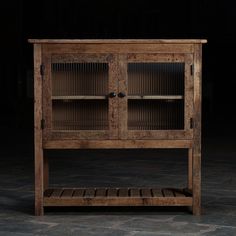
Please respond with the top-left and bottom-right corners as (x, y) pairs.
(162, 189), (175, 197)
(44, 189), (54, 197)
(128, 95), (184, 100)
(50, 189), (64, 198)
(52, 96), (107, 100)
(44, 198), (193, 207)
(173, 189), (186, 197)
(61, 189), (74, 198)
(107, 188), (118, 197)
(44, 196), (193, 207)
(152, 189), (163, 197)
(43, 188), (193, 207)
(44, 197), (193, 207)
(118, 188), (129, 197)
(73, 189), (85, 198)
(141, 188), (152, 197)
(84, 188), (96, 198)
(45, 188), (191, 199)
(130, 188), (140, 197)
(96, 188), (107, 197)
(44, 140), (193, 149)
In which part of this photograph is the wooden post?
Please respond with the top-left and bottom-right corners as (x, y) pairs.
(34, 44), (44, 216)
(192, 44), (202, 215)
(118, 54), (128, 139)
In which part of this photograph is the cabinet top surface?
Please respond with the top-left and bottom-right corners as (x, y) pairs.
(28, 39), (207, 44)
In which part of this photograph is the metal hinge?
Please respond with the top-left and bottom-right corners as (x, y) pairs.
(41, 119), (45, 129)
(190, 118), (193, 129)
(190, 64), (194, 76)
(40, 64), (45, 77)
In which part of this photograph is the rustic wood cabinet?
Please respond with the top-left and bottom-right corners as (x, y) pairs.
(29, 39), (207, 216)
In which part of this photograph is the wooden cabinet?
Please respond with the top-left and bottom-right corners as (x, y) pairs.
(29, 39), (207, 215)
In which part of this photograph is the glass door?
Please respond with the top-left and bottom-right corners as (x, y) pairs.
(119, 53), (193, 139)
(43, 53), (118, 140)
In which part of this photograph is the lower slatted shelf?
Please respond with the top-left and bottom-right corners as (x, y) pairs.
(44, 188), (192, 206)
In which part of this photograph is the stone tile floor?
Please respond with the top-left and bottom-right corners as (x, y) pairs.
(0, 136), (236, 235)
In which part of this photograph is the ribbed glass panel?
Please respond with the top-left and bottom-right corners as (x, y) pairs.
(128, 63), (184, 96)
(52, 100), (108, 130)
(128, 100), (184, 130)
(51, 63), (108, 96)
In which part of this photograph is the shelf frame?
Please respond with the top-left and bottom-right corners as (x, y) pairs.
(29, 39), (206, 216)
(128, 95), (184, 100)
(52, 95), (107, 100)
(44, 187), (193, 207)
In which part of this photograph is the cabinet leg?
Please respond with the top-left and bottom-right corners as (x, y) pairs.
(35, 148), (44, 216)
(192, 149), (201, 215)
(34, 43), (44, 216)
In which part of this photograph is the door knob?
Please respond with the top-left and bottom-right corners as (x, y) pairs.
(109, 92), (116, 98)
(118, 92), (126, 98)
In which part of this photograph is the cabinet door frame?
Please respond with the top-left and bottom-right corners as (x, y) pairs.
(119, 53), (194, 140)
(42, 49), (119, 141)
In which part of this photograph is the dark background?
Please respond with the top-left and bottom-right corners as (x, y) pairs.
(1, 0), (235, 151)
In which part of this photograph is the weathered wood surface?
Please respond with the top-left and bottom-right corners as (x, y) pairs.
(43, 140), (193, 149)
(128, 95), (183, 100)
(192, 44), (202, 216)
(31, 40), (205, 215)
(44, 188), (193, 207)
(29, 39), (207, 44)
(34, 44), (44, 216)
(41, 44), (195, 54)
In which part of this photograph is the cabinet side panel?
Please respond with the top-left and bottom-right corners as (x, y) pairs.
(34, 44), (44, 215)
(192, 44), (202, 215)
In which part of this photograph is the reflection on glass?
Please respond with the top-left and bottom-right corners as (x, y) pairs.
(128, 100), (184, 130)
(52, 100), (108, 130)
(51, 63), (108, 96)
(128, 63), (184, 96)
